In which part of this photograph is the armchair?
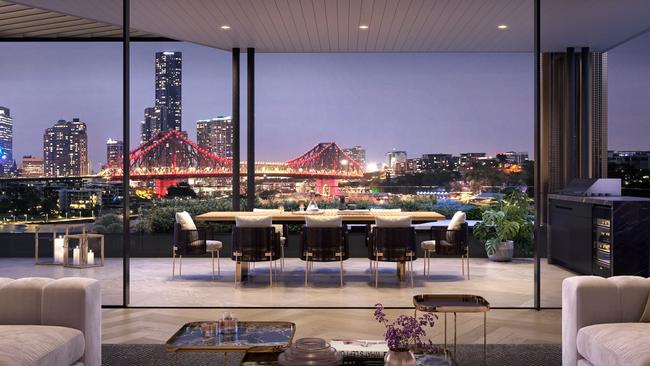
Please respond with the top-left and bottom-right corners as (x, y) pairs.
(173, 211), (223, 280)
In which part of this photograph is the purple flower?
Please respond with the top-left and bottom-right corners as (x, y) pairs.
(373, 303), (439, 352)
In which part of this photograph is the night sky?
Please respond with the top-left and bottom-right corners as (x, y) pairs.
(0, 31), (648, 172)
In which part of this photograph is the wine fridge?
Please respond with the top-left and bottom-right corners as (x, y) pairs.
(593, 205), (612, 277)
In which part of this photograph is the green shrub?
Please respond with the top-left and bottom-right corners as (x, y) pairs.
(92, 214), (123, 233)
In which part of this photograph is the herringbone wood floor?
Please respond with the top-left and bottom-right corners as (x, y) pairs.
(102, 308), (561, 345)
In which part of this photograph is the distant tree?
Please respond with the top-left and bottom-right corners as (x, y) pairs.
(165, 182), (197, 198)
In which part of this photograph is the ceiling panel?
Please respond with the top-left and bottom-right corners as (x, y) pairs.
(0, 0), (152, 38)
(6, 0), (650, 52)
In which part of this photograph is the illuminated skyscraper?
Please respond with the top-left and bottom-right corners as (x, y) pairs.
(140, 106), (167, 143)
(344, 146), (366, 166)
(20, 155), (44, 177)
(386, 150), (407, 171)
(43, 119), (88, 176)
(0, 107), (13, 173)
(196, 116), (233, 158)
(106, 138), (123, 165)
(155, 51), (182, 132)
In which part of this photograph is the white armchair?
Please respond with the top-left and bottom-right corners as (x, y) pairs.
(562, 276), (650, 366)
(0, 277), (101, 366)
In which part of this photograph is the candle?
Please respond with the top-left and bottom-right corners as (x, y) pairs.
(73, 246), (80, 266)
(87, 250), (94, 265)
(53, 237), (64, 264)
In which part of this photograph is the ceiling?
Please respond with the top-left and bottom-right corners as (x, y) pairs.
(4, 0), (650, 52)
(0, 0), (153, 38)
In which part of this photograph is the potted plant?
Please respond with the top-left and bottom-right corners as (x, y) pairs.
(473, 191), (534, 261)
(374, 303), (439, 365)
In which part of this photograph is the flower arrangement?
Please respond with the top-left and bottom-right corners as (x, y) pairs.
(374, 303), (439, 353)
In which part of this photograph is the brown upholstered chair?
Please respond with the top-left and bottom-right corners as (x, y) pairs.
(231, 216), (282, 287)
(173, 211), (222, 280)
(421, 211), (469, 279)
(300, 216), (349, 288)
(367, 216), (416, 288)
(253, 208), (288, 271)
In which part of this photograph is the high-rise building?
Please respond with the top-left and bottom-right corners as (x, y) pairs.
(43, 119), (88, 177)
(386, 150), (407, 171)
(344, 146), (366, 166)
(0, 107), (13, 173)
(196, 116), (233, 157)
(20, 155), (44, 177)
(155, 51), (182, 132)
(140, 106), (167, 143)
(496, 151), (529, 165)
(542, 50), (608, 194)
(420, 154), (453, 171)
(106, 138), (123, 165)
(608, 150), (650, 170)
(459, 153), (486, 166)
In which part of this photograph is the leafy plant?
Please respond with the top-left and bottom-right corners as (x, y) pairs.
(92, 213), (123, 234)
(473, 190), (534, 256)
(374, 303), (439, 353)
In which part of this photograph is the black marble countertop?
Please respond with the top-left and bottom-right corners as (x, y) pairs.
(548, 194), (650, 205)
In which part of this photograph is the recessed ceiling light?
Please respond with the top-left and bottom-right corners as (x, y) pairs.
(220, 25), (231, 30)
(497, 24), (508, 30)
(359, 25), (369, 30)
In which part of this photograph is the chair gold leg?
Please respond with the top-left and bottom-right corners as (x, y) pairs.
(305, 258), (309, 288)
(281, 246), (285, 272)
(339, 254), (344, 288)
(269, 258), (273, 288)
(423, 251), (426, 273)
(409, 253), (414, 288)
(217, 250), (221, 276)
(461, 255), (465, 277)
(375, 253), (379, 288)
(179, 255), (182, 278)
(211, 251), (215, 280)
(172, 248), (176, 280)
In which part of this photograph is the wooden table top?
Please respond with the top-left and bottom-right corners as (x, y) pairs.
(195, 210), (445, 223)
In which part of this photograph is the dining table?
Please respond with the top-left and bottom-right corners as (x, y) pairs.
(195, 210), (445, 281)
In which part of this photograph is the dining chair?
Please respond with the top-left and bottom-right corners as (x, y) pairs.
(421, 211), (469, 279)
(231, 216), (282, 287)
(173, 211), (223, 280)
(300, 216), (348, 288)
(368, 216), (416, 288)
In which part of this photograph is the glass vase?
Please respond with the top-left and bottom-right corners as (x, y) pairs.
(384, 350), (416, 366)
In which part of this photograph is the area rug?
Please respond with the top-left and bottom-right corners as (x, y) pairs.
(102, 344), (561, 366)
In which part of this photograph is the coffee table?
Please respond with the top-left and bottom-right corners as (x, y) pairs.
(413, 294), (490, 364)
(166, 321), (295, 364)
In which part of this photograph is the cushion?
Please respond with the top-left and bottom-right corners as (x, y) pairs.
(0, 325), (85, 366)
(421, 240), (436, 250)
(577, 323), (650, 366)
(640, 292), (650, 322)
(175, 211), (196, 231)
(374, 216), (412, 228)
(305, 216), (343, 228)
(447, 211), (466, 231)
(0, 277), (53, 325)
(253, 208), (281, 213)
(206, 240), (223, 251)
(235, 216), (273, 227)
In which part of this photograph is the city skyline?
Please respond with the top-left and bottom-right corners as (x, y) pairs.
(0, 32), (649, 171)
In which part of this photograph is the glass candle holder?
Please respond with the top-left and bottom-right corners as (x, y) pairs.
(219, 312), (238, 335)
(200, 322), (217, 338)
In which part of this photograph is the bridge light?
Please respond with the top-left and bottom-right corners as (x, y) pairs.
(340, 159), (348, 166)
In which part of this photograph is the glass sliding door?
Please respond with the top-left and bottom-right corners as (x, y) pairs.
(0, 40), (124, 306)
